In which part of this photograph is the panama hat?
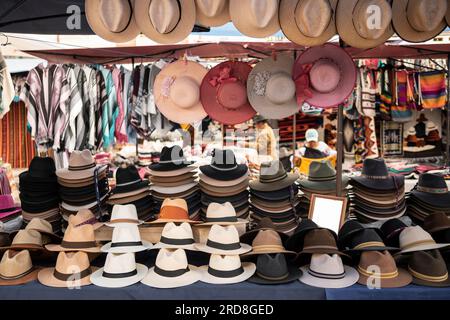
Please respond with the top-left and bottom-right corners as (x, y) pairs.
(392, 0), (447, 43)
(1, 230), (44, 251)
(280, 0), (337, 46)
(195, 0), (230, 27)
(195, 224), (252, 255)
(152, 222), (197, 250)
(135, 0), (196, 44)
(229, 0), (280, 38)
(91, 252), (148, 288)
(397, 226), (450, 254)
(199, 254), (256, 284)
(45, 223), (101, 253)
(101, 225), (152, 253)
(408, 250), (450, 287)
(153, 60), (208, 124)
(198, 202), (248, 226)
(65, 209), (103, 230)
(142, 248), (200, 288)
(248, 253), (301, 285)
(56, 150), (106, 180)
(336, 0), (394, 49)
(38, 251), (97, 288)
(243, 229), (296, 257)
(200, 61), (256, 125)
(0, 250), (40, 286)
(105, 204), (144, 227)
(22, 218), (61, 244)
(247, 53), (299, 120)
(149, 198), (201, 224)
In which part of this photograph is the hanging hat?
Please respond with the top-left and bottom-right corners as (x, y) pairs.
(357, 251), (412, 288)
(248, 253), (301, 285)
(279, 0), (337, 46)
(397, 226), (450, 254)
(69, 209), (103, 230)
(85, 0), (140, 43)
(135, 0), (196, 44)
(229, 0), (280, 38)
(351, 158), (405, 191)
(149, 198), (200, 224)
(90, 252), (148, 288)
(299, 253), (359, 288)
(56, 150), (106, 180)
(101, 225), (152, 253)
(336, 0), (394, 49)
(410, 174), (450, 208)
(200, 61), (256, 125)
(424, 213), (450, 234)
(0, 250), (40, 286)
(195, 0), (230, 27)
(110, 165), (149, 199)
(298, 160), (349, 191)
(199, 254), (256, 284)
(141, 248), (200, 288)
(199, 149), (248, 181)
(292, 43), (357, 108)
(152, 222), (197, 250)
(153, 60), (208, 124)
(105, 204), (144, 227)
(38, 251), (97, 288)
(247, 53), (299, 119)
(243, 229), (296, 257)
(195, 224), (252, 255)
(45, 224), (101, 253)
(408, 250), (450, 287)
(250, 160), (299, 192)
(148, 146), (194, 172)
(392, 0), (447, 43)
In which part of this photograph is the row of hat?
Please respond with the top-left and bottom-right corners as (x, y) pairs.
(86, 0), (450, 49)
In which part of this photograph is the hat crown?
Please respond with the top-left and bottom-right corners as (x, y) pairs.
(110, 204), (139, 222)
(98, 0), (131, 33)
(104, 252), (137, 274)
(160, 198), (189, 219)
(361, 158), (389, 177)
(112, 225), (142, 244)
(349, 228), (384, 249)
(218, 81), (247, 110)
(265, 72), (296, 105)
(170, 76), (200, 109)
(161, 222), (193, 240)
(295, 0), (332, 38)
(63, 224), (96, 243)
(417, 173), (448, 191)
(159, 146), (186, 164)
(359, 250), (397, 276)
(406, 0), (447, 32)
(28, 156), (56, 178)
(252, 229), (284, 248)
(68, 150), (95, 171)
(256, 253), (288, 278)
(424, 213), (450, 233)
(308, 160), (336, 180)
(70, 209), (97, 227)
(26, 218), (53, 234)
(211, 149), (239, 169)
(259, 160), (288, 183)
(256, 217), (278, 230)
(309, 253), (345, 276)
(0, 195), (16, 210)
(380, 218), (407, 240)
(249, 0), (278, 28)
(12, 230), (42, 246)
(338, 220), (364, 240)
(206, 202), (236, 220)
(195, 0), (226, 17)
(208, 224), (240, 245)
(352, 0), (392, 40)
(209, 254), (242, 272)
(305, 129), (319, 142)
(55, 251), (90, 274)
(399, 226), (435, 249)
(303, 229), (338, 249)
(149, 0), (180, 34)
(409, 250), (448, 279)
(0, 250), (33, 278)
(310, 59), (340, 93)
(115, 165), (142, 185)
(156, 248), (188, 271)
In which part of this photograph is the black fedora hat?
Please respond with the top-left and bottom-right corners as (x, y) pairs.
(338, 220), (383, 249)
(110, 165), (149, 196)
(351, 158), (404, 191)
(286, 219), (334, 252)
(380, 219), (408, 248)
(343, 228), (398, 253)
(19, 157), (57, 184)
(251, 185), (298, 202)
(247, 253), (302, 285)
(148, 146), (193, 172)
(410, 173), (450, 209)
(200, 149), (248, 181)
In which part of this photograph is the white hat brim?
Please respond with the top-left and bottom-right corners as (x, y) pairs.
(194, 243), (252, 255)
(141, 265), (201, 288)
(101, 241), (153, 253)
(198, 262), (256, 284)
(399, 243), (450, 255)
(104, 220), (145, 228)
(90, 263), (148, 288)
(150, 183), (198, 195)
(152, 242), (198, 251)
(299, 265), (359, 289)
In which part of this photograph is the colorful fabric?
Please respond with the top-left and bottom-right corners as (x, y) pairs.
(391, 70), (413, 122)
(419, 71), (447, 109)
(112, 67), (127, 143)
(379, 68), (392, 121)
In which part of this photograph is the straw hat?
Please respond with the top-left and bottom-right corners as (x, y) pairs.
(101, 225), (152, 253)
(69, 209), (103, 230)
(23, 218), (61, 244)
(392, 0), (447, 43)
(153, 60), (208, 124)
(152, 222), (197, 250)
(279, 0), (337, 46)
(85, 0), (140, 43)
(1, 230), (44, 251)
(195, 224), (252, 255)
(56, 150), (105, 180)
(45, 224), (101, 253)
(0, 250), (40, 286)
(135, 0), (196, 44)
(336, 0), (394, 49)
(105, 204), (144, 227)
(199, 254), (256, 284)
(247, 53), (299, 120)
(229, 0), (280, 38)
(198, 202), (248, 226)
(195, 0), (230, 27)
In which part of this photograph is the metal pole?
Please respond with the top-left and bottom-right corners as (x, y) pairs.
(447, 54), (450, 167)
(336, 104), (344, 197)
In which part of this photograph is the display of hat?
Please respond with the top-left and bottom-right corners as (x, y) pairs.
(229, 0), (280, 38)
(250, 160), (299, 192)
(299, 253), (359, 288)
(22, 218), (61, 244)
(380, 218), (408, 248)
(1, 230), (44, 251)
(357, 250), (412, 288)
(91, 252), (148, 288)
(152, 222), (197, 250)
(408, 250), (450, 287)
(56, 150), (106, 180)
(38, 251), (97, 288)
(149, 198), (200, 225)
(247, 253), (301, 285)
(352, 158), (404, 191)
(286, 219), (324, 252)
(110, 165), (150, 199)
(141, 248), (200, 288)
(135, 0), (196, 44)
(199, 254), (256, 284)
(153, 60), (208, 124)
(240, 217), (289, 245)
(149, 146), (194, 172)
(297, 229), (346, 258)
(195, 0), (230, 27)
(397, 226), (450, 254)
(343, 228), (397, 253)
(247, 53), (299, 119)
(200, 61), (256, 125)
(424, 213), (450, 234)
(392, 0), (447, 43)
(280, 0), (337, 46)
(195, 224), (252, 255)
(292, 44), (357, 108)
(0, 250), (40, 286)
(336, 0), (394, 49)
(243, 229), (296, 257)
(105, 204), (144, 227)
(69, 209), (103, 230)
(199, 202), (248, 226)
(200, 149), (248, 181)
(101, 225), (152, 253)
(85, 0), (140, 43)
(298, 160), (349, 191)
(0, 195), (21, 221)
(45, 224), (101, 253)
(409, 173), (450, 209)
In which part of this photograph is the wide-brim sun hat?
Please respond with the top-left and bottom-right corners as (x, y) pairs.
(249, 174), (298, 192)
(195, 0), (230, 27)
(299, 265), (359, 288)
(248, 264), (301, 285)
(141, 265), (200, 288)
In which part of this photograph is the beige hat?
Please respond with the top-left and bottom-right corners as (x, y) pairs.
(199, 254), (256, 284)
(195, 224), (252, 255)
(279, 0), (337, 46)
(56, 150), (106, 180)
(392, 0), (447, 43)
(85, 0), (140, 43)
(247, 53), (299, 120)
(38, 251), (97, 287)
(0, 250), (40, 286)
(45, 224), (101, 253)
(195, 0), (230, 27)
(101, 225), (153, 253)
(135, 0), (196, 44)
(152, 222), (197, 250)
(243, 229), (296, 257)
(229, 0), (280, 38)
(69, 209), (103, 230)
(1, 230), (44, 251)
(397, 226), (450, 254)
(153, 60), (208, 124)
(199, 202), (248, 226)
(337, 0), (394, 49)
(105, 204), (144, 227)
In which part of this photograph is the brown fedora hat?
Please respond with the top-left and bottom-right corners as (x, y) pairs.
(423, 213), (450, 234)
(408, 250), (450, 287)
(45, 224), (101, 253)
(0, 250), (40, 286)
(299, 229), (348, 257)
(195, 0), (230, 27)
(242, 229), (296, 257)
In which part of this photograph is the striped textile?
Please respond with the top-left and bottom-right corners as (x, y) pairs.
(359, 68), (377, 117)
(95, 69), (106, 149)
(379, 68), (392, 121)
(82, 66), (99, 150)
(63, 65), (82, 152)
(112, 67), (126, 143)
(391, 70), (413, 123)
(419, 71), (447, 109)
(99, 66), (118, 149)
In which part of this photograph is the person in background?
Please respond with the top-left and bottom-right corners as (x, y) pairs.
(244, 115), (278, 160)
(299, 129), (335, 157)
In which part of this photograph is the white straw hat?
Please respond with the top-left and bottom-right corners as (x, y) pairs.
(199, 254), (256, 284)
(195, 224), (252, 255)
(153, 222), (197, 251)
(105, 204), (143, 227)
(101, 225), (152, 253)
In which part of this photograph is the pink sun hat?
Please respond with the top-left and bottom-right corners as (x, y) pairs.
(0, 195), (21, 220)
(292, 43), (357, 109)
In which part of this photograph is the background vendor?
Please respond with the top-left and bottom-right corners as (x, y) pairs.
(244, 115), (278, 161)
(299, 129), (336, 157)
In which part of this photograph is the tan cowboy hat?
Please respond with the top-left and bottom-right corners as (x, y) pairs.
(195, 0), (230, 27)
(153, 60), (208, 124)
(0, 250), (40, 286)
(229, 0), (280, 38)
(134, 0), (196, 44)
(85, 0), (140, 43)
(392, 0), (447, 43)
(336, 0), (394, 49)
(279, 0), (337, 46)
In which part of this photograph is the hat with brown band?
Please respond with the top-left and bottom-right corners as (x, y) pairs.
(0, 250), (40, 286)
(1, 230), (44, 252)
(45, 224), (101, 253)
(397, 226), (450, 255)
(105, 204), (144, 227)
(242, 229), (296, 257)
(69, 209), (103, 230)
(424, 213), (450, 235)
